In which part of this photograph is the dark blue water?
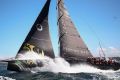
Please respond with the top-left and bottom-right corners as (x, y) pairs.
(0, 62), (120, 80)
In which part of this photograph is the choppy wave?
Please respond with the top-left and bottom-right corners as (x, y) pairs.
(0, 76), (15, 80)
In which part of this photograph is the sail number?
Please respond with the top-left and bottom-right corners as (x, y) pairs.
(63, 47), (89, 54)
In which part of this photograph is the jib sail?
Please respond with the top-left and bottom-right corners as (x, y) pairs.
(16, 0), (55, 58)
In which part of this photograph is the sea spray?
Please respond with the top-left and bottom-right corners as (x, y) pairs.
(16, 51), (120, 74)
(16, 51), (47, 60)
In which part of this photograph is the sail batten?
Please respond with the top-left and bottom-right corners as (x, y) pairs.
(57, 0), (93, 63)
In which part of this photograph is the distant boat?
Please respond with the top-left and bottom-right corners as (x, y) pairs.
(5, 0), (120, 71)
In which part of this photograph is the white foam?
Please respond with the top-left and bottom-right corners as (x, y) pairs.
(16, 51), (120, 74)
(16, 51), (48, 60)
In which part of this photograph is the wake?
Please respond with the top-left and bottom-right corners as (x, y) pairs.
(16, 51), (120, 74)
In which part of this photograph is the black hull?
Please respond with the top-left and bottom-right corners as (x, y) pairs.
(87, 62), (120, 71)
(86, 57), (120, 70)
(65, 57), (120, 71)
(7, 60), (43, 72)
(7, 61), (21, 72)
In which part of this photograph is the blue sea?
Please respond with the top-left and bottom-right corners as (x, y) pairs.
(0, 60), (120, 80)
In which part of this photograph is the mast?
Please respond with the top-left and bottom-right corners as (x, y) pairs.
(57, 0), (93, 63)
(16, 0), (55, 58)
(99, 42), (106, 59)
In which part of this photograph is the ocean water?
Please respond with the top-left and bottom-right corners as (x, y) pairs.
(0, 52), (120, 80)
(0, 62), (120, 80)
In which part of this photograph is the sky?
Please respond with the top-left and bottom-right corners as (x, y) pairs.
(0, 0), (120, 58)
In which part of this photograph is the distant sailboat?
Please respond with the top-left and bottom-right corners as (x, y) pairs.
(7, 0), (54, 71)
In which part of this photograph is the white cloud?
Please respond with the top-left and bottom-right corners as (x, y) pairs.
(94, 46), (120, 57)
